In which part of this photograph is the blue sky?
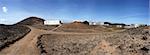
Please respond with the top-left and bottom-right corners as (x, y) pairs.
(0, 0), (149, 24)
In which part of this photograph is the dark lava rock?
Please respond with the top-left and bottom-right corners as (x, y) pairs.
(140, 47), (149, 53)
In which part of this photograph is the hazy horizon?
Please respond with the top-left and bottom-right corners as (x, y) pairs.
(0, 0), (149, 25)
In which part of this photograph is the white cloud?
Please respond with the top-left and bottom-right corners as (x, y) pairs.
(0, 18), (6, 21)
(2, 6), (8, 13)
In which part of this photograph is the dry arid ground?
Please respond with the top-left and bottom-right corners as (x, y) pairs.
(38, 27), (150, 55)
(0, 25), (31, 51)
(0, 18), (149, 55)
(55, 23), (116, 33)
(38, 34), (110, 55)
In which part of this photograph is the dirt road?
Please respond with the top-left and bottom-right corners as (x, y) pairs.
(0, 25), (115, 55)
(0, 26), (48, 55)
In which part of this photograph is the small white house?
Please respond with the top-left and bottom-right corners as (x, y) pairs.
(116, 25), (123, 28)
(124, 24), (144, 28)
(89, 22), (96, 25)
(124, 25), (134, 28)
(44, 20), (61, 25)
(131, 24), (140, 28)
(89, 22), (104, 25)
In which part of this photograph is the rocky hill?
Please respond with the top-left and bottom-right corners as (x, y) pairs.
(15, 17), (45, 26)
(0, 25), (31, 51)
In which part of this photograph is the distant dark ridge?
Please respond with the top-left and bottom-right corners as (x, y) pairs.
(0, 25), (31, 51)
(0, 24), (13, 26)
(15, 17), (45, 26)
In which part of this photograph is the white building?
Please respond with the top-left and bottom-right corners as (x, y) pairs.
(131, 24), (140, 28)
(116, 25), (123, 28)
(89, 22), (104, 25)
(44, 20), (61, 25)
(124, 24), (145, 28)
(89, 22), (96, 25)
(124, 25), (134, 28)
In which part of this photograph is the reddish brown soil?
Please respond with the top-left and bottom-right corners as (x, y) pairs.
(56, 23), (113, 33)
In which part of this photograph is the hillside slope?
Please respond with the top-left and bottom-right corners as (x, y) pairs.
(0, 25), (31, 51)
(0, 26), (47, 55)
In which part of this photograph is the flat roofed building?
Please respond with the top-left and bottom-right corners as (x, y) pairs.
(44, 20), (62, 25)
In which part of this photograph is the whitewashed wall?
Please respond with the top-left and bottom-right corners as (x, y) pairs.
(44, 20), (61, 25)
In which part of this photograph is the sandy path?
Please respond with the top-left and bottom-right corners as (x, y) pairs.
(0, 25), (95, 55)
(0, 26), (47, 55)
